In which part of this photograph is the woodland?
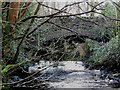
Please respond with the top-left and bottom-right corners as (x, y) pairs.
(1, 0), (120, 89)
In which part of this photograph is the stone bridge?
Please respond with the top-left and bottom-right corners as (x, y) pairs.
(42, 17), (115, 43)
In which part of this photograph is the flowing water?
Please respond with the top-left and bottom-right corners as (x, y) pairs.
(40, 61), (119, 89)
(2, 61), (120, 90)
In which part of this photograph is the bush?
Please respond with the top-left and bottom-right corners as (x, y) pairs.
(85, 35), (120, 71)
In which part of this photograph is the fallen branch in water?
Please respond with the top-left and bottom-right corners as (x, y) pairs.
(2, 53), (65, 86)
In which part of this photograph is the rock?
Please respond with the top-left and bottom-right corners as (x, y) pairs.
(113, 74), (120, 77)
(28, 64), (39, 73)
(11, 76), (22, 81)
(100, 74), (107, 80)
(108, 79), (120, 88)
(45, 67), (66, 75)
(84, 63), (89, 69)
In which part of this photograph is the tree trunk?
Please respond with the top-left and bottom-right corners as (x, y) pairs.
(8, 1), (20, 38)
(3, 1), (20, 65)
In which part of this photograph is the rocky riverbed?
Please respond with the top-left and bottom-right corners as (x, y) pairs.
(3, 61), (120, 90)
(38, 61), (113, 88)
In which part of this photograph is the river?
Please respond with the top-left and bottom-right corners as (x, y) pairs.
(36, 61), (119, 89)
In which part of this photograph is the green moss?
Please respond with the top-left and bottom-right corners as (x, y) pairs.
(1, 64), (15, 74)
(1, 61), (26, 75)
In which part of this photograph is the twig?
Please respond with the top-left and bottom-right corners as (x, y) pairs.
(2, 53), (65, 86)
(37, 1), (99, 25)
(47, 21), (87, 42)
(1, 62), (57, 85)
(94, 11), (120, 21)
(12, 8), (64, 63)
(48, 21), (79, 35)
(86, 2), (105, 11)
(20, 11), (93, 23)
(19, 1), (90, 23)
